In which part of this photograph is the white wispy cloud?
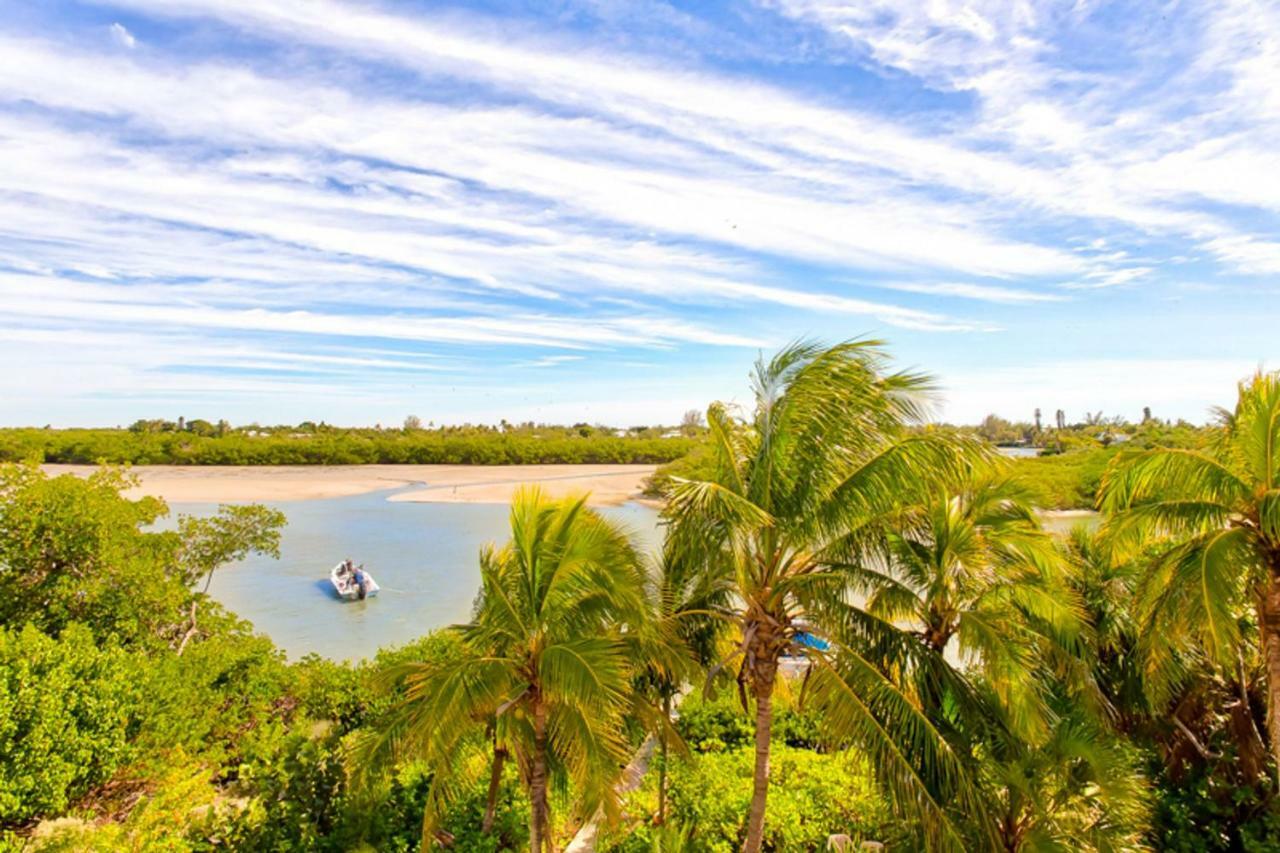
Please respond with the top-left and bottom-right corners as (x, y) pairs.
(769, 0), (1280, 276)
(867, 281), (1066, 304)
(108, 22), (136, 48)
(519, 355), (586, 368)
(0, 0), (1275, 424)
(0, 273), (760, 350)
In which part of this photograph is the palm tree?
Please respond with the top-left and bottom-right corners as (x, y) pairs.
(663, 340), (994, 852)
(1060, 526), (1147, 729)
(1099, 370), (1280, 772)
(1065, 526), (1270, 831)
(976, 694), (1151, 851)
(357, 487), (649, 850)
(862, 475), (1084, 741)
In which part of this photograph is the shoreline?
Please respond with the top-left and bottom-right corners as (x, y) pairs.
(42, 464), (659, 507)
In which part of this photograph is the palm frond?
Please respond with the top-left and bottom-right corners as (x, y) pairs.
(1133, 528), (1253, 704)
(805, 649), (995, 852)
(1098, 448), (1247, 517)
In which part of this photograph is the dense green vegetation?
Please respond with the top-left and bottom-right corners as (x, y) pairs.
(4, 345), (1280, 852)
(0, 422), (697, 466)
(650, 420), (1214, 510)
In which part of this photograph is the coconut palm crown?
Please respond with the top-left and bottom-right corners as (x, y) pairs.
(1099, 370), (1280, 771)
(356, 487), (649, 851)
(863, 475), (1085, 742)
(662, 339), (997, 852)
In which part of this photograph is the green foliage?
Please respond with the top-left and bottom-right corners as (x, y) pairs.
(431, 759), (529, 853)
(655, 411), (1214, 511)
(676, 692), (823, 753)
(0, 464), (284, 650)
(1100, 371), (1280, 711)
(1, 360), (1274, 852)
(950, 412), (1211, 453)
(27, 762), (215, 852)
(605, 746), (890, 852)
(973, 413), (1035, 446)
(134, 615), (293, 771)
(0, 424), (696, 466)
(0, 463), (291, 833)
(204, 731), (351, 851)
(175, 504), (286, 588)
(674, 693), (752, 752)
(0, 623), (139, 825)
(1150, 765), (1280, 851)
(973, 699), (1152, 851)
(0, 465), (180, 644)
(664, 340), (1001, 850)
(1010, 448), (1116, 509)
(290, 631), (465, 736)
(644, 440), (714, 496)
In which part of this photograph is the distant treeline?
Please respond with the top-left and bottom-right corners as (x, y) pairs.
(0, 421), (699, 466)
(957, 409), (1209, 450)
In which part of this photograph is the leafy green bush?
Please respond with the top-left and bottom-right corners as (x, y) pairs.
(0, 465), (181, 645)
(674, 694), (752, 752)
(204, 731), (351, 851)
(606, 746), (889, 852)
(29, 762), (214, 852)
(1010, 448), (1117, 509)
(0, 464), (283, 651)
(134, 613), (294, 772)
(1151, 765), (1280, 852)
(675, 692), (823, 753)
(644, 440), (714, 496)
(773, 705), (823, 750)
(0, 623), (140, 824)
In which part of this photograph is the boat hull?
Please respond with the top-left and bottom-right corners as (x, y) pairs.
(330, 564), (380, 600)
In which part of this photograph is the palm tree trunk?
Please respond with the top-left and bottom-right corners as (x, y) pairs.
(1260, 576), (1280, 776)
(657, 692), (671, 825)
(530, 701), (552, 852)
(743, 658), (777, 853)
(482, 743), (507, 833)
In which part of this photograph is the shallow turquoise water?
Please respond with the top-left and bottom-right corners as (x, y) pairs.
(174, 489), (661, 662)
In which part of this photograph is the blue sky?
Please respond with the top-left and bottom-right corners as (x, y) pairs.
(1, 0), (1277, 427)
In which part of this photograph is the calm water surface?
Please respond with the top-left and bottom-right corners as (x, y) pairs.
(173, 489), (1094, 661)
(175, 489), (661, 662)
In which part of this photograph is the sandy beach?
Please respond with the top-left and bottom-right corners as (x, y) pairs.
(43, 464), (659, 506)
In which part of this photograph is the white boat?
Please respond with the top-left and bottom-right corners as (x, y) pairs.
(330, 563), (380, 601)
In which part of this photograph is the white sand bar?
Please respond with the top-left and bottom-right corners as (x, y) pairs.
(43, 464), (659, 506)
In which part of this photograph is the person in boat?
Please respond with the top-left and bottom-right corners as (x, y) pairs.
(353, 564), (368, 600)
